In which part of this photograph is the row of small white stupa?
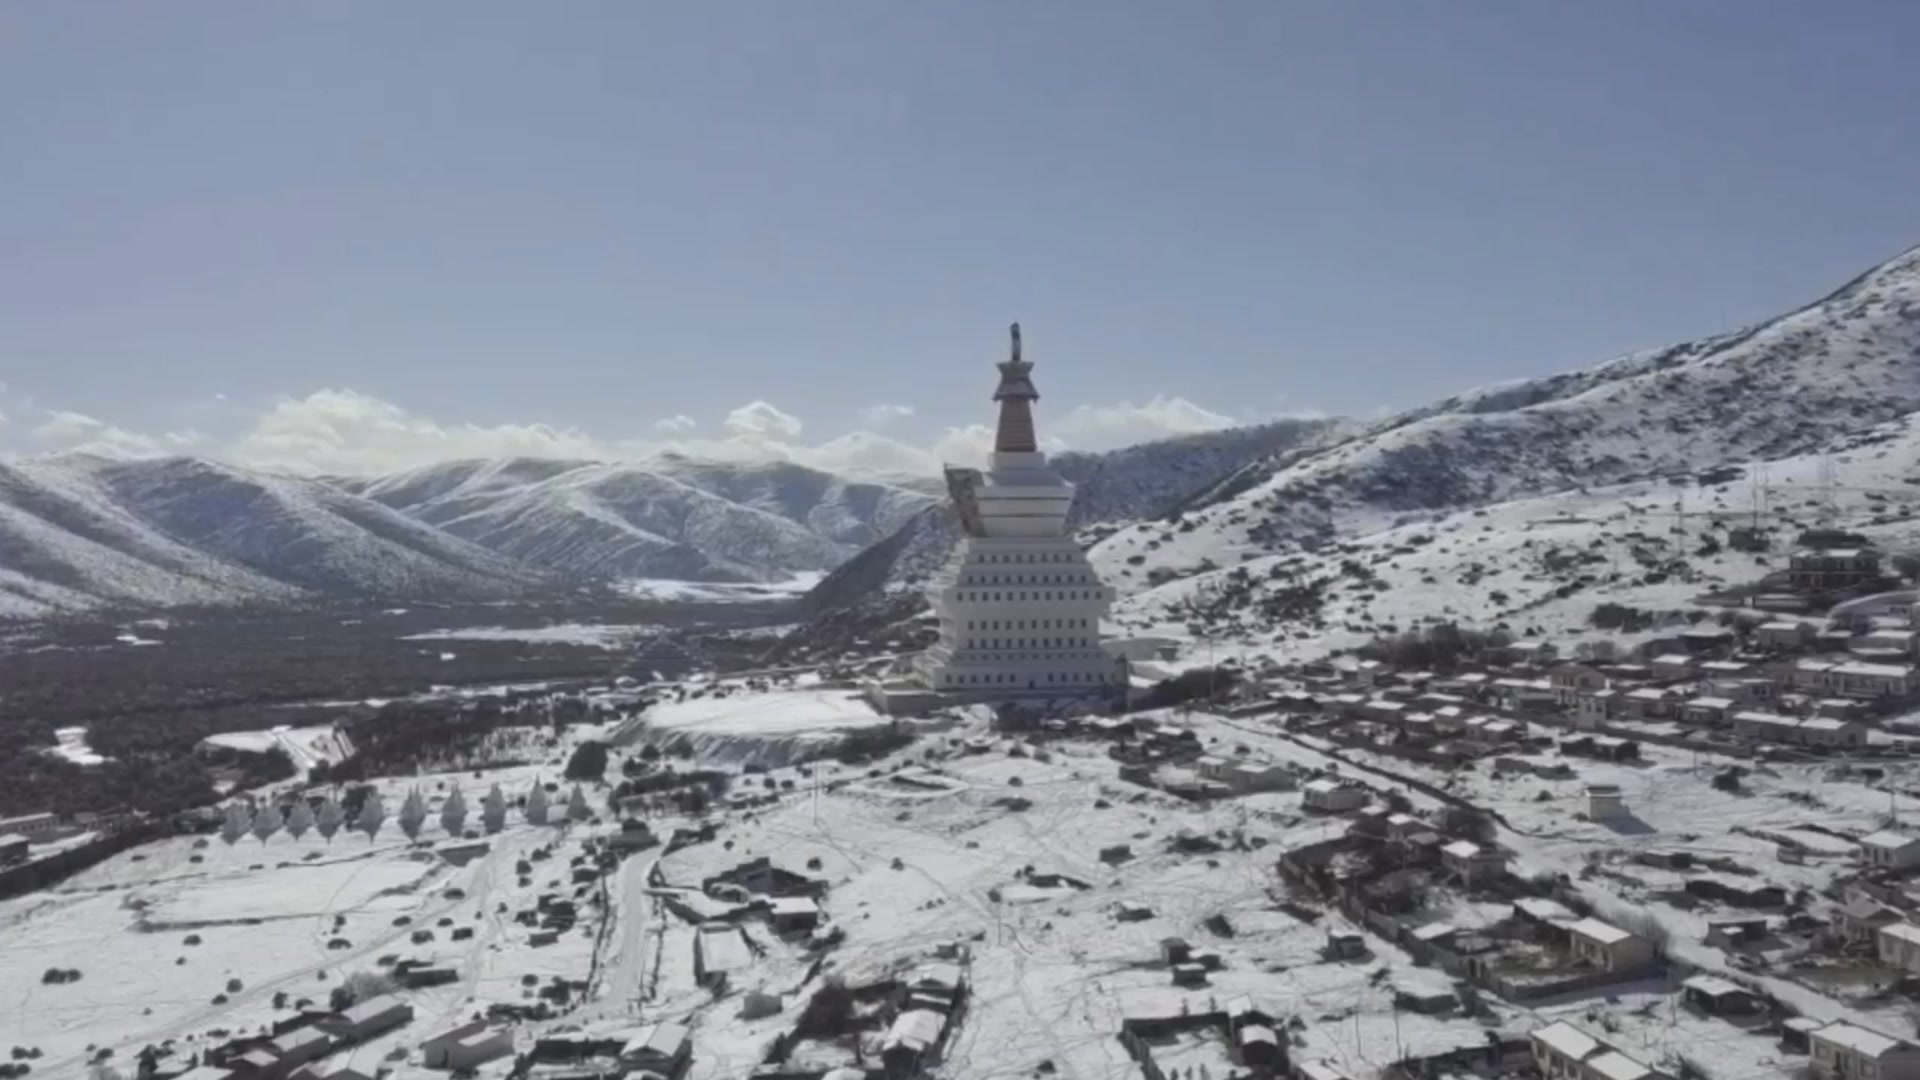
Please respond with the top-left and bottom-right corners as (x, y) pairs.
(217, 781), (593, 845)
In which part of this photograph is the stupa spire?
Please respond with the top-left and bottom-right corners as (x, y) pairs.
(993, 322), (1039, 454)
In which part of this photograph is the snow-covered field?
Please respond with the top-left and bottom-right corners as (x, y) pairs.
(615, 572), (826, 603)
(641, 687), (886, 739)
(200, 724), (356, 774)
(401, 622), (666, 649)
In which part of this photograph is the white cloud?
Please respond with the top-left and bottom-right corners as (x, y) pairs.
(230, 389), (604, 475)
(860, 403), (915, 428)
(723, 401), (803, 440)
(1047, 395), (1235, 451)
(0, 383), (1253, 480)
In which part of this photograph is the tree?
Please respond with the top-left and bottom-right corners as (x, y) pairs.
(285, 797), (315, 840)
(481, 784), (507, 833)
(315, 795), (345, 841)
(219, 803), (251, 847)
(525, 783), (550, 826)
(355, 792), (386, 840)
(397, 789), (427, 840)
(564, 741), (610, 783)
(440, 787), (467, 836)
(251, 802), (283, 844)
(566, 784), (592, 822)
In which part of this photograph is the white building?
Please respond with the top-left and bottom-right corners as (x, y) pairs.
(915, 325), (1120, 697)
(1565, 917), (1655, 974)
(1809, 1021), (1920, 1080)
(1859, 831), (1920, 870)
(1301, 778), (1368, 813)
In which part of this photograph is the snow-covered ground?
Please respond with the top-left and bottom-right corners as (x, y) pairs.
(640, 687), (886, 739)
(400, 622), (666, 649)
(48, 725), (108, 765)
(615, 572), (827, 603)
(200, 724), (356, 774)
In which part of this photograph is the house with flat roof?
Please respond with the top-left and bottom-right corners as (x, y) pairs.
(1530, 1020), (1667, 1080)
(1809, 1021), (1920, 1080)
(1858, 832), (1920, 870)
(1565, 918), (1654, 974)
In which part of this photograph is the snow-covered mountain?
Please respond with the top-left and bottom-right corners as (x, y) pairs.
(0, 455), (551, 619)
(1091, 242), (1920, 650)
(345, 456), (936, 583)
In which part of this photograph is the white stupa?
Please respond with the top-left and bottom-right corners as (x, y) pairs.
(914, 324), (1119, 697)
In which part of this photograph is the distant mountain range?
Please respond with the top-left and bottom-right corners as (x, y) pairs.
(0, 422), (1323, 620)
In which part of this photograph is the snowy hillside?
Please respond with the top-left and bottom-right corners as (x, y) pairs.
(351, 456), (935, 583)
(0, 455), (550, 619)
(797, 418), (1343, 614)
(1095, 243), (1920, 597)
(1109, 410), (1920, 664)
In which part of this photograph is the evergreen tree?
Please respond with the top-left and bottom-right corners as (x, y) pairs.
(285, 797), (315, 840)
(219, 802), (251, 846)
(397, 788), (427, 840)
(481, 784), (507, 833)
(525, 783), (550, 826)
(441, 787), (468, 836)
(356, 792), (386, 840)
(315, 795), (345, 841)
(251, 802), (283, 843)
(566, 784), (591, 822)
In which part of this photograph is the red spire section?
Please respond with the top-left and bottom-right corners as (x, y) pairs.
(992, 322), (1039, 454)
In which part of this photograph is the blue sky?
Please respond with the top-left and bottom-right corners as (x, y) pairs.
(3, 2), (1919, 474)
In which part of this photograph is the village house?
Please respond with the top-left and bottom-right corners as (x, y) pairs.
(1530, 1020), (1666, 1080)
(1565, 918), (1655, 974)
(1790, 547), (1883, 591)
(883, 1009), (949, 1076)
(1679, 696), (1736, 727)
(0, 834), (27, 865)
(1809, 1021), (1920, 1080)
(1732, 711), (1868, 750)
(1878, 921), (1920, 974)
(1755, 620), (1817, 652)
(1792, 657), (1914, 699)
(1859, 629), (1920, 657)
(1550, 664), (1610, 706)
(265, 1028), (333, 1072)
(0, 812), (62, 841)
(1301, 778), (1368, 813)
(1620, 687), (1681, 719)
(1586, 785), (1627, 820)
(767, 896), (822, 934)
(620, 1022), (693, 1080)
(316, 995), (413, 1043)
(1441, 840), (1505, 885)
(1680, 974), (1765, 1017)
(1837, 893), (1905, 946)
(1679, 626), (1738, 655)
(1860, 832), (1920, 871)
(421, 1020), (514, 1071)
(1572, 688), (1619, 728)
